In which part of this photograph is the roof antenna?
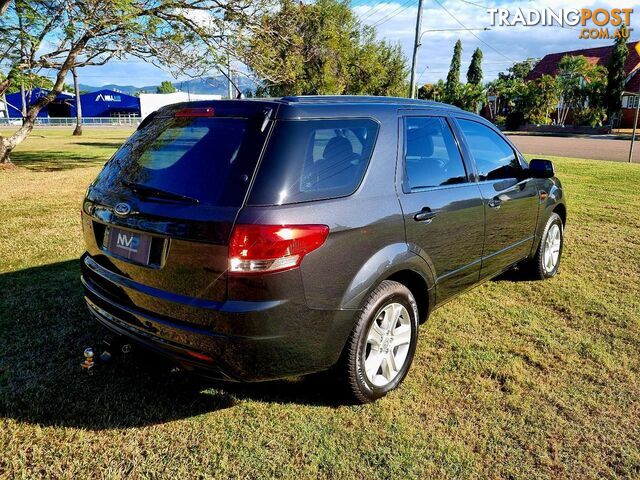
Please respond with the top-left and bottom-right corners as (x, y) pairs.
(219, 68), (242, 99)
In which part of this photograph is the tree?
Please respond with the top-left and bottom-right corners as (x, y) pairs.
(486, 76), (525, 121)
(0, 0), (273, 165)
(499, 58), (539, 81)
(485, 58), (540, 123)
(518, 75), (559, 125)
(556, 55), (607, 126)
(417, 80), (445, 101)
(467, 48), (483, 85)
(445, 39), (462, 102)
(245, 0), (407, 96)
(156, 80), (176, 94)
(605, 25), (629, 120)
(457, 82), (485, 113)
(4, 72), (53, 94)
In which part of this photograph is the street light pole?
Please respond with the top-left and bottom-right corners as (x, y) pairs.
(409, 0), (424, 99)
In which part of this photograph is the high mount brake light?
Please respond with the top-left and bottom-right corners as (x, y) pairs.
(175, 107), (215, 117)
(229, 224), (329, 274)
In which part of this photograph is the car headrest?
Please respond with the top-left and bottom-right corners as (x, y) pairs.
(323, 136), (354, 161)
(406, 128), (434, 157)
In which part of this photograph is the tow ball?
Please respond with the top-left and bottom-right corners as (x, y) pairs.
(81, 336), (133, 373)
(80, 348), (95, 372)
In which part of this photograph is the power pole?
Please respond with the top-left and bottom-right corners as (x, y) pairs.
(409, 0), (424, 99)
(72, 67), (83, 136)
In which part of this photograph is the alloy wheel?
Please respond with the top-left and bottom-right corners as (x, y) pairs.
(544, 223), (562, 273)
(363, 302), (412, 387)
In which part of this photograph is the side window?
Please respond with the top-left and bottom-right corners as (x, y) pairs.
(404, 117), (467, 190)
(457, 119), (519, 181)
(248, 119), (378, 205)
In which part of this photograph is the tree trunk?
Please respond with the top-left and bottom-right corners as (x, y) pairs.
(72, 67), (82, 136)
(0, 36), (87, 164)
(0, 138), (12, 165)
(0, 119), (35, 165)
(20, 80), (27, 118)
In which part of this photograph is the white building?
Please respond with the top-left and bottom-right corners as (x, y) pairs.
(139, 92), (223, 119)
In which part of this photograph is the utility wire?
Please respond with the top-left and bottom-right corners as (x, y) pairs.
(371, 0), (415, 27)
(454, 0), (489, 9)
(371, 0), (417, 27)
(453, 0), (580, 31)
(358, 0), (395, 21)
(453, 0), (578, 31)
(416, 63), (430, 84)
(433, 0), (513, 62)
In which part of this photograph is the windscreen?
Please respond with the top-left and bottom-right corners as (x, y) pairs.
(93, 116), (265, 206)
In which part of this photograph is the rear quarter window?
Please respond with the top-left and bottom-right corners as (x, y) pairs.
(248, 118), (379, 205)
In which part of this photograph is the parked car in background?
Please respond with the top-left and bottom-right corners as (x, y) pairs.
(80, 96), (566, 403)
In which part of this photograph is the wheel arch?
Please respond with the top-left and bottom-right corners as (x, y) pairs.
(340, 243), (435, 323)
(385, 269), (431, 324)
(530, 179), (566, 257)
(553, 202), (566, 226)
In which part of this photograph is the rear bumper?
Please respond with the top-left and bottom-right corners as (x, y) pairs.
(81, 254), (357, 381)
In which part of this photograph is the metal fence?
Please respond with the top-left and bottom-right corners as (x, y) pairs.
(0, 116), (141, 127)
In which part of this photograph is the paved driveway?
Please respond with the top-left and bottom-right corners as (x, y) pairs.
(507, 135), (638, 163)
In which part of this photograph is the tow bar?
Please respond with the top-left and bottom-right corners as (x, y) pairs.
(81, 335), (132, 373)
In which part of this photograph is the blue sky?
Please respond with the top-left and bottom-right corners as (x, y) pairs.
(74, 0), (638, 87)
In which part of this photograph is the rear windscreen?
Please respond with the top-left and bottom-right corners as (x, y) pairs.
(248, 118), (379, 205)
(93, 116), (265, 206)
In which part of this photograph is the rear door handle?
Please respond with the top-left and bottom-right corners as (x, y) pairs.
(488, 198), (502, 209)
(414, 208), (437, 222)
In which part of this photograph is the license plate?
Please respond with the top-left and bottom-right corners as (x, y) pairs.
(105, 227), (152, 265)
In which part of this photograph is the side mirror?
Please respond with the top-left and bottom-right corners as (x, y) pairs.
(528, 159), (555, 179)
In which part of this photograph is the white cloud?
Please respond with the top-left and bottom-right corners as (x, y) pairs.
(356, 0), (639, 84)
(70, 0), (639, 87)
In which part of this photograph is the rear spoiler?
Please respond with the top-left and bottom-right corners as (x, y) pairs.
(137, 104), (276, 131)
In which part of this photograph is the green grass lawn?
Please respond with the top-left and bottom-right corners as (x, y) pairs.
(1, 128), (639, 479)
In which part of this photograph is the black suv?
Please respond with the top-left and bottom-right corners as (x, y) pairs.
(81, 96), (566, 403)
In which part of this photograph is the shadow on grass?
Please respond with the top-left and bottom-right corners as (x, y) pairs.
(9, 151), (109, 171)
(0, 261), (344, 431)
(492, 264), (542, 282)
(73, 141), (124, 149)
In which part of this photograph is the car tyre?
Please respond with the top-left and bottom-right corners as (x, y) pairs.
(529, 212), (564, 280)
(338, 280), (419, 403)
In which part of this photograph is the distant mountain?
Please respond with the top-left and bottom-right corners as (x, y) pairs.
(79, 76), (257, 97)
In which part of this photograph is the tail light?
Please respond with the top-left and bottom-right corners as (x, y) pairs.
(229, 224), (329, 274)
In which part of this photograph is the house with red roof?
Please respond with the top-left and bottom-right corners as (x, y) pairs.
(527, 41), (640, 128)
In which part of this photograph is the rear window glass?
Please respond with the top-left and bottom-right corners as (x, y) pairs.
(248, 119), (378, 205)
(92, 116), (265, 206)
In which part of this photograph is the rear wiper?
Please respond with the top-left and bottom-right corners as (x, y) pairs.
(122, 181), (200, 204)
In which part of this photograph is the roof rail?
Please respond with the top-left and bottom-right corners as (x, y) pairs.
(279, 95), (459, 108)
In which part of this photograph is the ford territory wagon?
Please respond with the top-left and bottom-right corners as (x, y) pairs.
(80, 96), (566, 403)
